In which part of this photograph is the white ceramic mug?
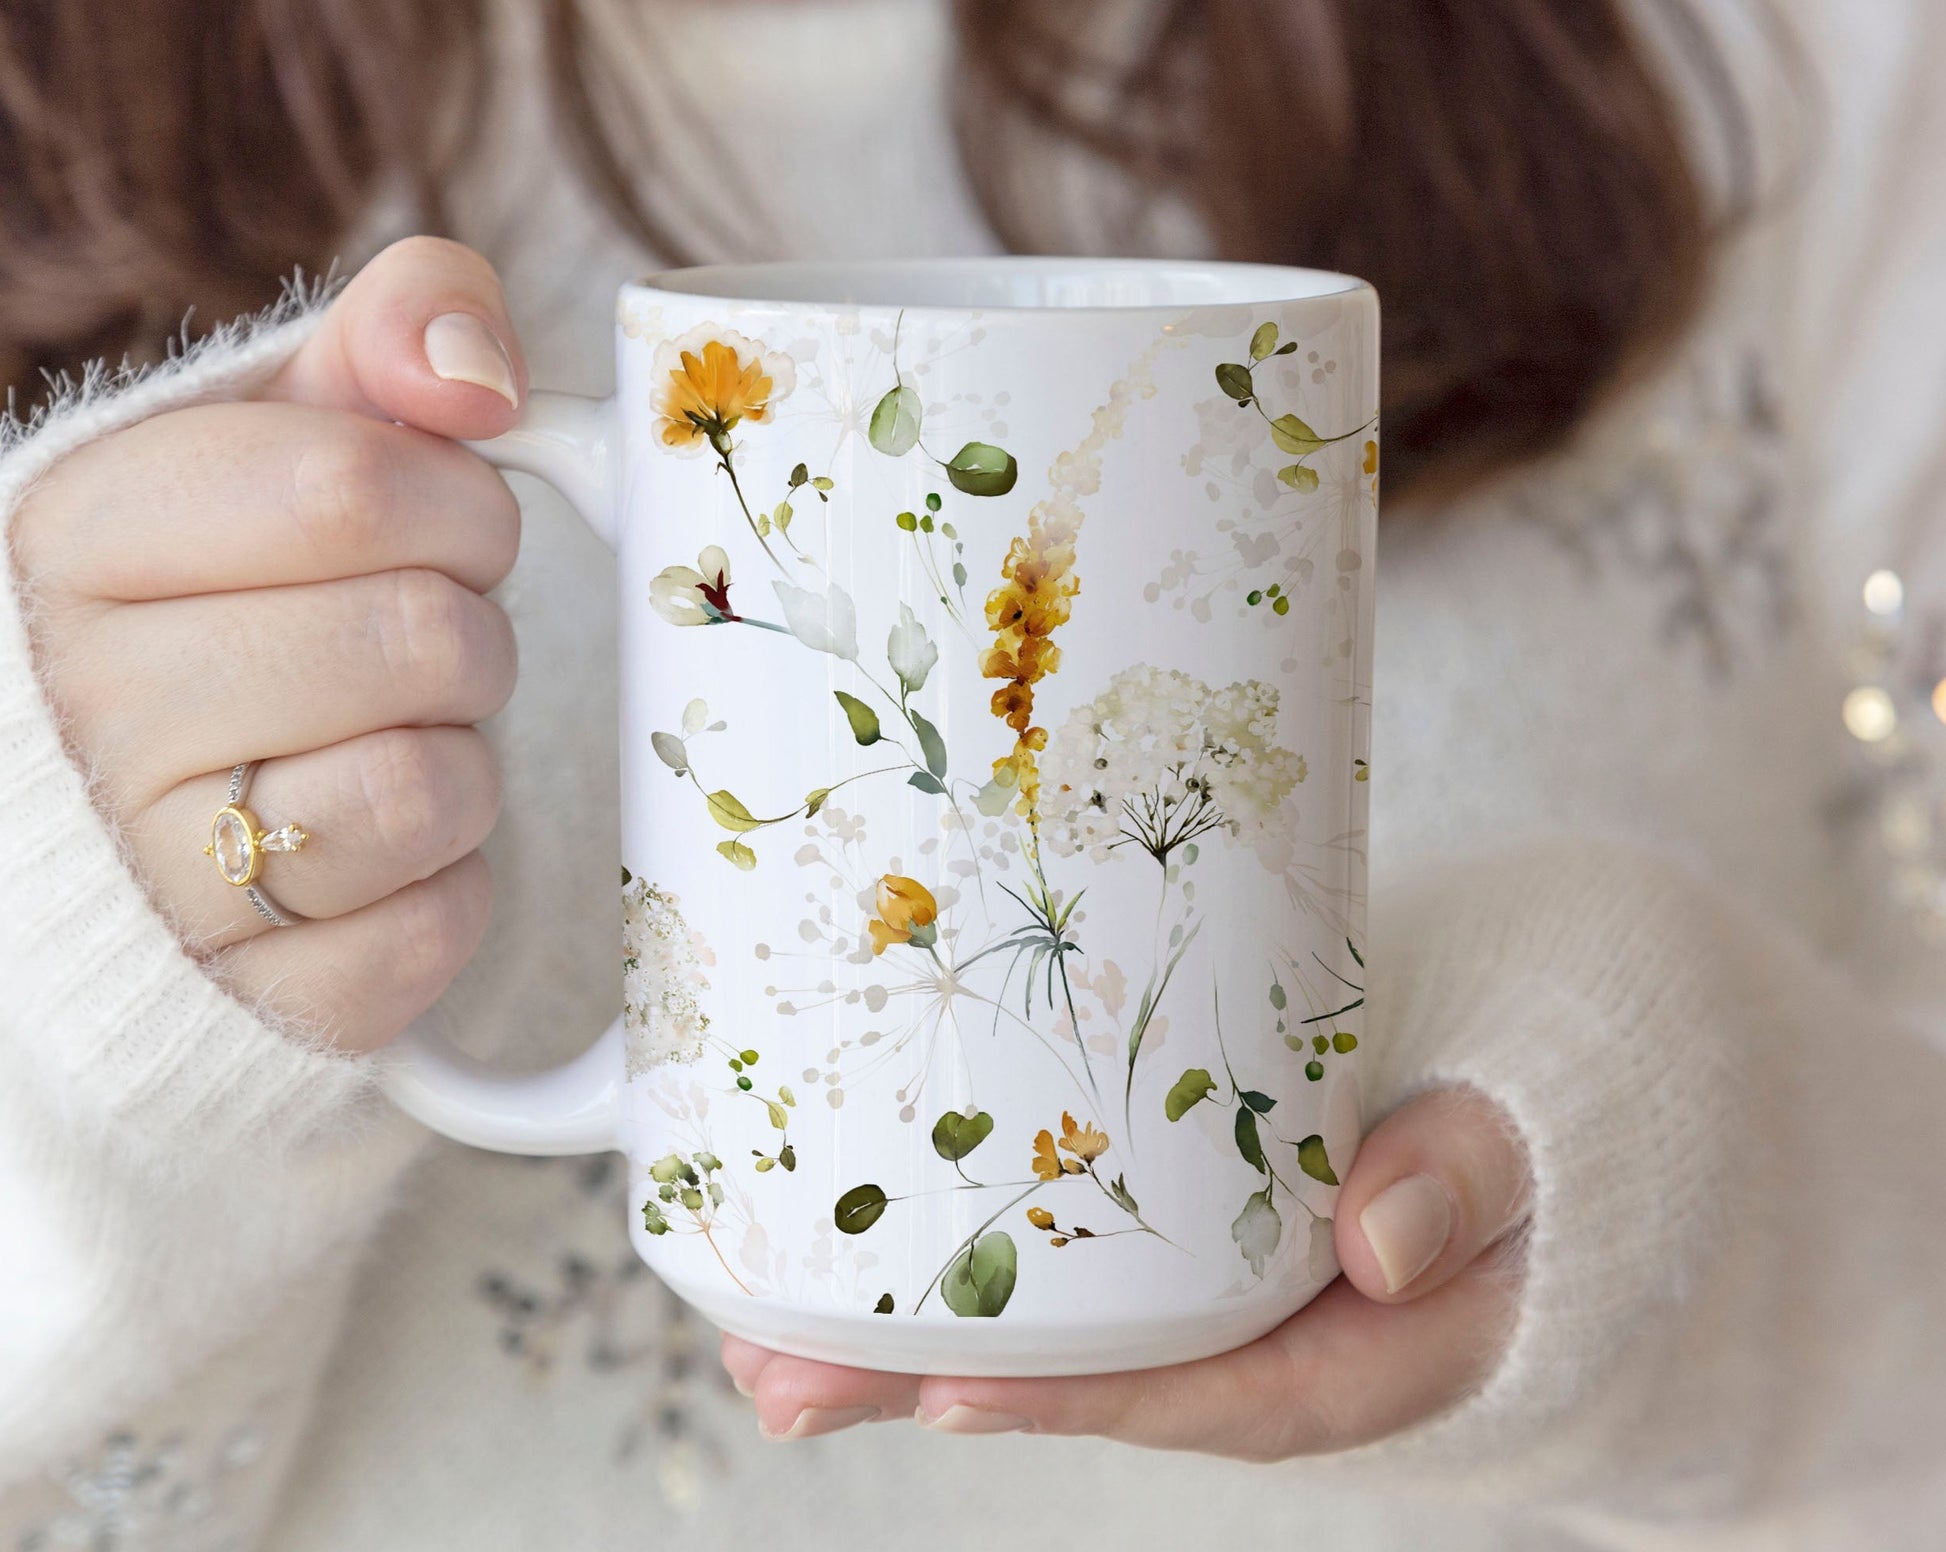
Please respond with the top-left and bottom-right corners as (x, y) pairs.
(385, 258), (1379, 1376)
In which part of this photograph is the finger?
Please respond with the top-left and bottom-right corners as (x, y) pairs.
(60, 569), (517, 803)
(725, 1336), (922, 1441)
(1333, 1086), (1532, 1303)
(268, 235), (528, 439)
(912, 1259), (1520, 1459)
(16, 403), (520, 602)
(128, 727), (501, 950)
(209, 851), (493, 1054)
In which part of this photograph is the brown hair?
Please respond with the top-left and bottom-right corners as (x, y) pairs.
(0, 0), (1753, 499)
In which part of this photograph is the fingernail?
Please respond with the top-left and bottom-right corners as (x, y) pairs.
(423, 312), (519, 408)
(730, 1374), (755, 1400)
(918, 1404), (1033, 1436)
(1359, 1173), (1453, 1293)
(761, 1405), (879, 1442)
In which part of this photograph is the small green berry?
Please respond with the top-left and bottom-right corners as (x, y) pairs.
(1305, 1060), (1324, 1082)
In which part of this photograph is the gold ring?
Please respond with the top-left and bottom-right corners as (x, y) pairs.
(204, 762), (310, 924)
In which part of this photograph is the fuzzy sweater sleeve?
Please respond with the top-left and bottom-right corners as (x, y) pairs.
(1324, 840), (1946, 1532)
(0, 292), (423, 1485)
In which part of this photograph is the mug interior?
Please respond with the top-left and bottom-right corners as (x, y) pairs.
(632, 256), (1367, 314)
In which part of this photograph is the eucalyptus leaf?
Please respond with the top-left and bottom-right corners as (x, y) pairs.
(1215, 362), (1255, 402)
(941, 1231), (1017, 1318)
(907, 771), (947, 795)
(651, 732), (689, 775)
(1240, 1090), (1277, 1114)
(945, 441), (1019, 497)
(869, 384), (923, 456)
(930, 1109), (995, 1162)
(705, 790), (763, 833)
(833, 690), (882, 745)
(1297, 1134), (1339, 1186)
(1250, 322), (1279, 361)
(681, 698), (709, 736)
(1269, 414), (1327, 456)
(1164, 1067), (1218, 1122)
(764, 1099), (789, 1131)
(835, 1183), (888, 1234)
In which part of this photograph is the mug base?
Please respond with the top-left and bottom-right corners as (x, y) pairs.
(668, 1271), (1322, 1377)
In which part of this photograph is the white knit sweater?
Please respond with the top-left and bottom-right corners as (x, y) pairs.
(4, 1), (1946, 1547)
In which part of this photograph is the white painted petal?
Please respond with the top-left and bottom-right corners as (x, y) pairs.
(772, 580), (860, 660)
(887, 603), (939, 694)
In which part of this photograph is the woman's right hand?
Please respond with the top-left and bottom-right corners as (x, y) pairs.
(8, 237), (531, 1052)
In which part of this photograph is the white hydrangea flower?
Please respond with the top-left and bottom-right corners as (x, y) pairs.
(622, 878), (714, 1073)
(1041, 665), (1302, 870)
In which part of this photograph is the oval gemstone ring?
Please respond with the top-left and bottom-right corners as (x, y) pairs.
(204, 761), (309, 891)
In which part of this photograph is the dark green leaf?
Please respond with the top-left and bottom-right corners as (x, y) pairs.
(945, 441), (1019, 497)
(907, 770), (947, 795)
(869, 384), (922, 456)
(1305, 1060), (1324, 1081)
(790, 462), (809, 487)
(1275, 340), (1300, 355)
(925, 491), (943, 513)
(873, 1293), (895, 1314)
(1240, 1089), (1277, 1114)
(1164, 1067), (1218, 1122)
(833, 690), (882, 746)
(620, 865), (632, 885)
(835, 1183), (888, 1234)
(1215, 362), (1255, 403)
(1250, 322), (1279, 361)
(931, 1109), (995, 1161)
(941, 1231), (1017, 1317)
(1235, 1107), (1269, 1174)
(1106, 1173), (1140, 1217)
(1297, 1134), (1340, 1186)
(911, 710), (949, 777)
(651, 731), (689, 775)
(779, 1143), (797, 1172)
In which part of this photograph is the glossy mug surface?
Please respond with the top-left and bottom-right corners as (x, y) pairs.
(385, 258), (1380, 1375)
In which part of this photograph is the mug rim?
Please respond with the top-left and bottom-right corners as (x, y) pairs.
(628, 255), (1373, 318)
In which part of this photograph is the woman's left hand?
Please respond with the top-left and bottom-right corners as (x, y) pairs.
(720, 1086), (1531, 1456)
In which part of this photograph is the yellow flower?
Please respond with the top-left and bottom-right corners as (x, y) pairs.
(865, 874), (937, 955)
(1058, 1111), (1110, 1165)
(983, 501), (1084, 824)
(1030, 1129), (1063, 1181)
(651, 324), (796, 454)
(1026, 1206), (1056, 1231)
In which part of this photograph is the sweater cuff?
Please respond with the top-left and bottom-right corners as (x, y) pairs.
(1338, 839), (1749, 1502)
(0, 292), (376, 1162)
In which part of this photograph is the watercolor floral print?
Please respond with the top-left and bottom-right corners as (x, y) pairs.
(623, 313), (1369, 1317)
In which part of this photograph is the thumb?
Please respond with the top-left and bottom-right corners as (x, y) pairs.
(266, 235), (527, 439)
(1334, 1085), (1532, 1303)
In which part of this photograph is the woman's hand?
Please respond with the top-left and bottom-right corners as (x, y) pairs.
(722, 1086), (1532, 1456)
(8, 237), (529, 1052)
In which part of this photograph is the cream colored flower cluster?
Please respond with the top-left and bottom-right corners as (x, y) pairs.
(622, 878), (714, 1072)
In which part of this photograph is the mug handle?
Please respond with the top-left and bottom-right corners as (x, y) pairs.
(379, 391), (626, 1156)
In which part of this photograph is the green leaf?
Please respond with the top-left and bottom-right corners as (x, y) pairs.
(620, 865), (632, 885)
(1250, 322), (1279, 361)
(641, 1200), (671, 1235)
(910, 710), (949, 777)
(835, 1183), (888, 1234)
(1234, 1107), (1269, 1174)
(1268, 982), (1287, 1010)
(1164, 1067), (1218, 1122)
(896, 510), (918, 532)
(651, 731), (689, 775)
(1106, 1172), (1140, 1217)
(679, 1187), (704, 1211)
(789, 462), (808, 487)
(1333, 1031), (1359, 1053)
(907, 770), (947, 795)
(1305, 1060), (1324, 1081)
(1275, 340), (1300, 355)
(772, 500), (793, 532)
(1231, 1187), (1282, 1276)
(873, 1293), (895, 1314)
(1278, 463), (1321, 493)
(1269, 414), (1328, 456)
(812, 476), (834, 492)
(764, 1099), (789, 1131)
(804, 786), (832, 817)
(778, 1142), (796, 1171)
(833, 690), (882, 746)
(925, 491), (943, 513)
(869, 384), (923, 456)
(648, 1153), (686, 1184)
(1240, 1089), (1277, 1114)
(715, 838), (757, 870)
(1215, 362), (1255, 403)
(945, 441), (1019, 497)
(753, 1156), (776, 1173)
(1297, 1134), (1340, 1186)
(705, 790), (763, 832)
(931, 1109), (995, 1161)
(941, 1231), (1017, 1317)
